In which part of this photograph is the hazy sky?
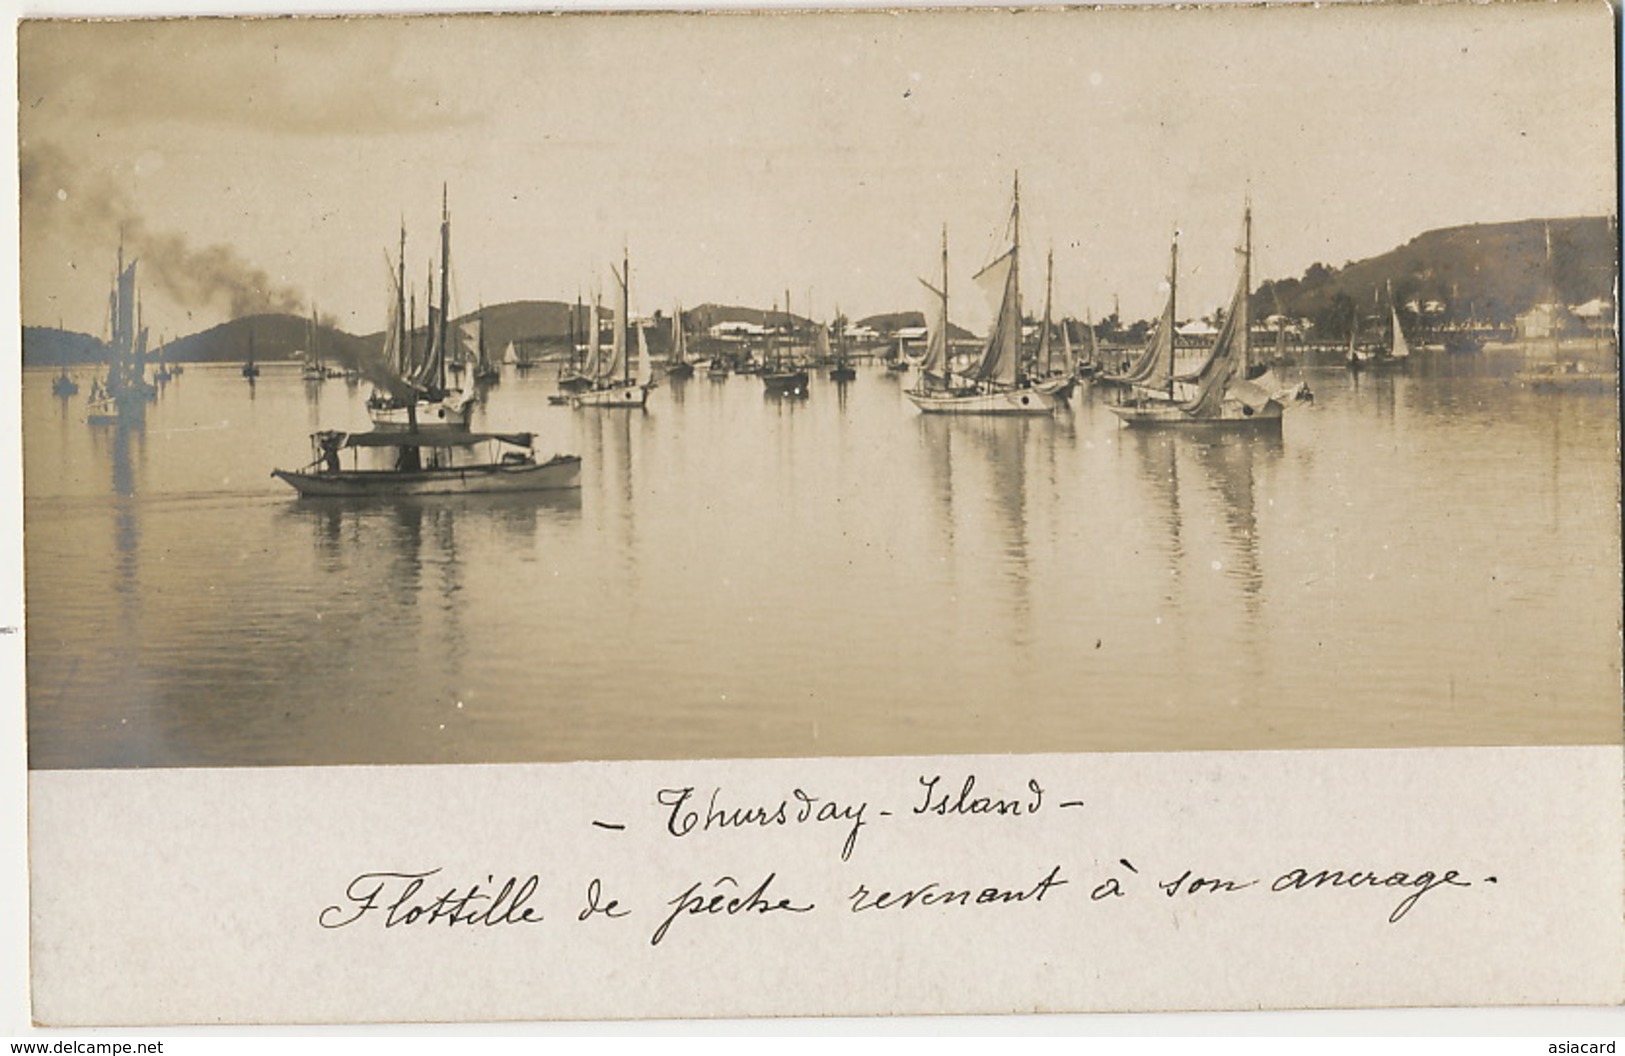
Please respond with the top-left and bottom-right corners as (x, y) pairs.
(17, 2), (1617, 339)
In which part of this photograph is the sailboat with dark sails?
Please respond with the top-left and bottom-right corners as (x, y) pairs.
(86, 244), (149, 425)
(665, 304), (695, 379)
(906, 176), (1055, 416)
(367, 189), (477, 430)
(762, 292), (810, 396)
(1109, 206), (1288, 428)
(1029, 247), (1076, 400)
(572, 247), (656, 408)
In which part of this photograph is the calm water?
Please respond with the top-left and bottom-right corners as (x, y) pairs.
(23, 352), (1622, 769)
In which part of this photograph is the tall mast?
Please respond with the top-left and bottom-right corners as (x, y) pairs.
(1012, 171), (1022, 372)
(1039, 245), (1054, 376)
(941, 224), (950, 387)
(1167, 236), (1179, 397)
(621, 245), (630, 385)
(397, 221), (407, 377)
(437, 185), (450, 393)
(572, 290), (581, 368)
(1239, 203), (1252, 377)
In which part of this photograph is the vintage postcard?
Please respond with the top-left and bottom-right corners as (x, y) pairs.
(13, 1), (1622, 1028)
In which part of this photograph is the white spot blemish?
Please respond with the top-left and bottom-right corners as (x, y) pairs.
(1089, 71), (1104, 87)
(55, 188), (67, 201)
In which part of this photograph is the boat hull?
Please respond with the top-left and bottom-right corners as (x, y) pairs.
(1109, 397), (1284, 427)
(906, 386), (1056, 415)
(571, 383), (651, 408)
(665, 363), (695, 380)
(368, 398), (476, 431)
(273, 455), (582, 497)
(762, 370), (809, 395)
(1517, 364), (1619, 394)
(1032, 375), (1076, 400)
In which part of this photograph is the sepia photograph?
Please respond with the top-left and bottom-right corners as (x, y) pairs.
(19, 3), (1620, 772)
(13, 0), (1623, 1028)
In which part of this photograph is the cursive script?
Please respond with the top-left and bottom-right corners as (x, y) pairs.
(657, 786), (869, 861)
(651, 872), (815, 947)
(319, 869), (545, 929)
(913, 774), (1045, 817)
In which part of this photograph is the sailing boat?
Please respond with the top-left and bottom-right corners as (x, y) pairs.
(907, 176), (1055, 416)
(367, 190), (478, 430)
(762, 292), (810, 395)
(241, 323), (260, 379)
(1077, 311), (1102, 378)
(572, 247), (656, 408)
(301, 304), (327, 381)
(461, 307), (497, 385)
(1346, 301), (1371, 370)
(1109, 205), (1287, 428)
(665, 304), (695, 379)
(1029, 248), (1076, 400)
(472, 308), (500, 384)
(828, 313), (855, 382)
(1384, 281), (1412, 366)
(151, 341), (172, 383)
(559, 293), (597, 392)
(86, 245), (149, 425)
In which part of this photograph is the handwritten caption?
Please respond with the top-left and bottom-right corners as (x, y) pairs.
(318, 772), (1492, 946)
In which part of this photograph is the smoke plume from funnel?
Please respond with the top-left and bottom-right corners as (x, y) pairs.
(22, 139), (304, 319)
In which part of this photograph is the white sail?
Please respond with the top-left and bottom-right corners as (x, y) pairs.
(1388, 285), (1412, 360)
(916, 226), (952, 385)
(605, 262), (629, 382)
(636, 323), (653, 386)
(458, 318), (483, 367)
(671, 306), (688, 366)
(502, 341), (518, 365)
(585, 297), (602, 379)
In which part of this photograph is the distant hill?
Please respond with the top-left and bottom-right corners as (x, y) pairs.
(1257, 216), (1616, 337)
(855, 310), (976, 340)
(162, 314), (377, 366)
(25, 218), (1614, 365)
(21, 327), (104, 367)
(687, 303), (812, 331)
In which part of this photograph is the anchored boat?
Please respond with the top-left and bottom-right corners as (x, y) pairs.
(366, 189), (478, 431)
(1109, 206), (1294, 428)
(906, 182), (1056, 417)
(572, 248), (657, 409)
(272, 427), (581, 497)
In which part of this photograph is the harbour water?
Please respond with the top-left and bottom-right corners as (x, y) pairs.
(22, 352), (1621, 769)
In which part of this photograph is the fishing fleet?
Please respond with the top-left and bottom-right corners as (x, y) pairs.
(42, 178), (1616, 500)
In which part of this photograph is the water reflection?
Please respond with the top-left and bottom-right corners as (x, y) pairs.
(965, 418), (1034, 649)
(22, 359), (1622, 767)
(1127, 430), (1185, 602)
(1189, 431), (1280, 614)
